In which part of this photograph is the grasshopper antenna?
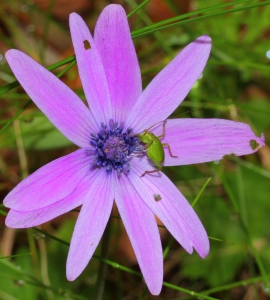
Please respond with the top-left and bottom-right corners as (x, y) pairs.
(170, 105), (205, 119)
(140, 105), (205, 132)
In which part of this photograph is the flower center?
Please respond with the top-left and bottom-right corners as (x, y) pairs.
(104, 136), (128, 161)
(89, 120), (142, 174)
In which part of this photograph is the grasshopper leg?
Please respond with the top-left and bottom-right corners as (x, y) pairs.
(157, 120), (167, 139)
(140, 166), (162, 177)
(162, 143), (178, 158)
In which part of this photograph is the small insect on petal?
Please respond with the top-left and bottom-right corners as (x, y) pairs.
(250, 139), (260, 151)
(153, 194), (162, 201)
(83, 40), (91, 50)
(137, 120), (177, 177)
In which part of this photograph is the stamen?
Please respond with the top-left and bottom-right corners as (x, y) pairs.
(88, 119), (141, 175)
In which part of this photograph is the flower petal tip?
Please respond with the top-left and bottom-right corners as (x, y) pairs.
(5, 214), (13, 228)
(197, 34), (212, 45)
(186, 246), (194, 255)
(4, 211), (23, 229)
(96, 4), (127, 24)
(149, 286), (162, 296)
(260, 133), (266, 145)
(3, 197), (11, 209)
(103, 3), (125, 11)
(66, 274), (75, 282)
(198, 248), (209, 259)
(196, 241), (210, 259)
(66, 267), (78, 282)
(145, 277), (162, 296)
(5, 49), (20, 62)
(69, 12), (81, 24)
(69, 12), (88, 28)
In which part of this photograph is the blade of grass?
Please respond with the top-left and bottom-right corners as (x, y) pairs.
(208, 237), (234, 244)
(0, 253), (32, 259)
(56, 59), (76, 78)
(34, 227), (219, 298)
(127, 0), (150, 18)
(0, 55), (75, 96)
(218, 171), (240, 212)
(95, 217), (112, 300)
(126, 0), (174, 56)
(191, 177), (212, 207)
(0, 0), (260, 95)
(202, 274), (270, 295)
(39, 0), (56, 64)
(33, 228), (70, 247)
(230, 157), (270, 180)
(0, 59), (76, 134)
(163, 237), (174, 259)
(0, 101), (31, 134)
(22, 280), (87, 300)
(162, 282), (219, 300)
(0, 209), (7, 216)
(33, 227), (140, 276)
(209, 59), (270, 72)
(132, 0), (252, 36)
(237, 165), (270, 293)
(132, 1), (270, 39)
(219, 164), (270, 294)
(0, 271), (87, 300)
(1, 1), (268, 96)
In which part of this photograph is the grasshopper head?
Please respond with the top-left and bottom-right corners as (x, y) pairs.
(137, 130), (150, 144)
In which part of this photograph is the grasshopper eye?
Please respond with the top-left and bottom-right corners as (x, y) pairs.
(83, 40), (91, 50)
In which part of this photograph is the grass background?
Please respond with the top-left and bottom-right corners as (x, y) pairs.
(0, 0), (270, 299)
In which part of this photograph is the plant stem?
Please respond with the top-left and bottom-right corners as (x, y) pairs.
(95, 216), (112, 300)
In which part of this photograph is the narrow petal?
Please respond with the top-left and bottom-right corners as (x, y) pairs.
(69, 13), (112, 126)
(4, 149), (90, 211)
(94, 4), (142, 123)
(126, 35), (212, 132)
(66, 170), (114, 281)
(150, 118), (265, 166)
(114, 173), (163, 295)
(130, 157), (209, 259)
(5, 50), (95, 147)
(5, 169), (99, 228)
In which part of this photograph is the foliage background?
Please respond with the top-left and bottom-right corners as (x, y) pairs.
(0, 0), (270, 299)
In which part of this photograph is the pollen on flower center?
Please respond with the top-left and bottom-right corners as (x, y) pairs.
(104, 136), (128, 160)
(88, 119), (142, 174)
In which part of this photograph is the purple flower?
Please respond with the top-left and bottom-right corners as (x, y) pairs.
(4, 4), (264, 295)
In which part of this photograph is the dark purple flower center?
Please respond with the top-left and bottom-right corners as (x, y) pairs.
(88, 120), (142, 174)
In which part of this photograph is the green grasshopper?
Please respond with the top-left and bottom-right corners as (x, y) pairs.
(136, 120), (177, 177)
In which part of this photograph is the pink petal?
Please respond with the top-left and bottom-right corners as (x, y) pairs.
(69, 13), (112, 126)
(4, 149), (90, 211)
(150, 118), (265, 166)
(114, 173), (163, 295)
(130, 157), (209, 259)
(66, 170), (114, 281)
(5, 50), (95, 147)
(5, 169), (99, 228)
(94, 4), (142, 123)
(126, 35), (212, 132)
